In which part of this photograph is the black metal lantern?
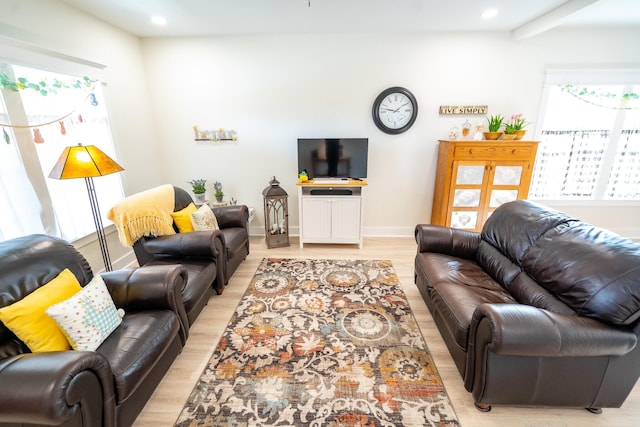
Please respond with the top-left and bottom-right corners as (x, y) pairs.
(262, 176), (289, 248)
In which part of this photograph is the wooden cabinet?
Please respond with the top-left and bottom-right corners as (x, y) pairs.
(431, 140), (539, 231)
(297, 180), (366, 248)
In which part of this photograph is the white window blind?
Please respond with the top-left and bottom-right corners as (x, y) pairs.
(531, 69), (640, 201)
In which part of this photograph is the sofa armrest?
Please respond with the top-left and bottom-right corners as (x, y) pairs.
(0, 352), (116, 426)
(102, 265), (189, 343)
(471, 303), (637, 357)
(414, 224), (481, 259)
(141, 231), (221, 258)
(213, 205), (249, 229)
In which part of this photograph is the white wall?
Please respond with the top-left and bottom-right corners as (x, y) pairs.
(1, 0), (639, 267)
(141, 29), (640, 238)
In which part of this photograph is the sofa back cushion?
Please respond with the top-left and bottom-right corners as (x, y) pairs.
(480, 200), (575, 266)
(475, 240), (522, 288)
(508, 272), (576, 315)
(174, 186), (194, 211)
(479, 200), (640, 326)
(476, 201), (575, 301)
(522, 221), (640, 325)
(0, 234), (93, 357)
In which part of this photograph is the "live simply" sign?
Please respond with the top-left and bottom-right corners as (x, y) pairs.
(439, 105), (488, 115)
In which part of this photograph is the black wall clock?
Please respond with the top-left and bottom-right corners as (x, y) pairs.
(372, 86), (418, 134)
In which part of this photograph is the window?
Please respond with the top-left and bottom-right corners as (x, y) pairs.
(0, 61), (123, 242)
(530, 70), (640, 202)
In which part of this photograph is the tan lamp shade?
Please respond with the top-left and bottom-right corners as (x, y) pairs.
(49, 144), (124, 179)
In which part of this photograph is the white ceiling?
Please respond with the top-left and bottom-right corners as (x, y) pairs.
(59, 0), (640, 38)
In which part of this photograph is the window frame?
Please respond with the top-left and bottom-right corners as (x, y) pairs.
(0, 41), (124, 243)
(530, 67), (640, 207)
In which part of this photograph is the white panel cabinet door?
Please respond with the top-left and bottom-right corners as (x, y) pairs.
(331, 198), (361, 241)
(301, 197), (332, 240)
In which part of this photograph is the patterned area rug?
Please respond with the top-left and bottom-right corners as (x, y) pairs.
(175, 258), (460, 427)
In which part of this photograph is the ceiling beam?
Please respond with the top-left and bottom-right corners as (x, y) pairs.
(512, 0), (603, 41)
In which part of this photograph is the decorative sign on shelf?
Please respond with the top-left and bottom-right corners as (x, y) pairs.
(193, 125), (237, 142)
(439, 105), (488, 115)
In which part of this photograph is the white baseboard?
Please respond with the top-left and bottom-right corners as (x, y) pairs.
(251, 225), (639, 241)
(362, 226), (415, 237)
(111, 251), (138, 270)
(249, 226), (416, 238)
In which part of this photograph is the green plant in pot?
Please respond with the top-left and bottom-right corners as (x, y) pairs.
(503, 116), (518, 140)
(484, 114), (504, 140)
(508, 113), (530, 139)
(188, 179), (207, 202)
(213, 181), (224, 202)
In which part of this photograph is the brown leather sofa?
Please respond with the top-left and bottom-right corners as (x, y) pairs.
(132, 186), (250, 306)
(0, 234), (189, 427)
(414, 200), (640, 413)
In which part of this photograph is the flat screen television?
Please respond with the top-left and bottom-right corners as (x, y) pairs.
(297, 138), (368, 179)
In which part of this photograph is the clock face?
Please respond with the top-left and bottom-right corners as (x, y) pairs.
(372, 87), (418, 134)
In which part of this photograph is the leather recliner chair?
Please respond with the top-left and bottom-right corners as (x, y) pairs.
(0, 234), (187, 427)
(414, 200), (640, 413)
(132, 186), (249, 324)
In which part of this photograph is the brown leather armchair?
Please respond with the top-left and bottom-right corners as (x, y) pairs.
(0, 234), (187, 427)
(414, 200), (640, 413)
(132, 186), (249, 310)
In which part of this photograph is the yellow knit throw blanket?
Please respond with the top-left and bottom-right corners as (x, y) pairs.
(107, 184), (176, 247)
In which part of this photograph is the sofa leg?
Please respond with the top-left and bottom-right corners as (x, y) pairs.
(216, 287), (224, 295)
(474, 402), (491, 412)
(585, 407), (602, 414)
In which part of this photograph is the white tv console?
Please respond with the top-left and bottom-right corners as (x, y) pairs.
(297, 179), (367, 249)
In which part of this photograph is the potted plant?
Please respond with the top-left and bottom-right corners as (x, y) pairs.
(503, 117), (518, 140)
(483, 114), (504, 140)
(509, 113), (530, 139)
(188, 179), (207, 203)
(213, 181), (224, 202)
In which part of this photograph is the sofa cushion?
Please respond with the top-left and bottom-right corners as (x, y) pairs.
(96, 310), (180, 403)
(426, 256), (516, 351)
(0, 234), (93, 357)
(174, 185), (194, 211)
(221, 227), (248, 260)
(191, 203), (219, 231)
(0, 269), (82, 352)
(144, 258), (216, 322)
(416, 253), (486, 289)
(481, 200), (575, 267)
(46, 275), (123, 351)
(475, 240), (522, 289)
(508, 272), (576, 315)
(523, 221), (640, 325)
(171, 203), (197, 233)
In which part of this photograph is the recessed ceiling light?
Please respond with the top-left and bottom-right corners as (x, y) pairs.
(151, 16), (167, 26)
(481, 9), (498, 19)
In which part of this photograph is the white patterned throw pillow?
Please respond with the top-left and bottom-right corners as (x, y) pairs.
(46, 275), (124, 351)
(190, 203), (220, 231)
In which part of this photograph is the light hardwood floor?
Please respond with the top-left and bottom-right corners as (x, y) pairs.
(133, 236), (640, 427)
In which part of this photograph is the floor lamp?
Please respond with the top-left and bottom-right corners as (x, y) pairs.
(49, 143), (124, 272)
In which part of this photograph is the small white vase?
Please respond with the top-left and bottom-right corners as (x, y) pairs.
(194, 193), (206, 203)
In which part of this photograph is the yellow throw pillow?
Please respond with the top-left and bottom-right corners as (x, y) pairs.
(0, 268), (82, 352)
(171, 202), (197, 233)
